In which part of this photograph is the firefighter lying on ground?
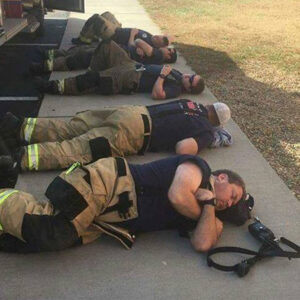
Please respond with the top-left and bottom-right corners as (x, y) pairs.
(0, 154), (246, 253)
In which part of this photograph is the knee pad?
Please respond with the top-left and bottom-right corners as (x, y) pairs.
(98, 76), (114, 95)
(76, 71), (100, 92)
(46, 176), (88, 221)
(66, 51), (93, 70)
(89, 137), (112, 161)
(93, 16), (106, 37)
(21, 213), (80, 252)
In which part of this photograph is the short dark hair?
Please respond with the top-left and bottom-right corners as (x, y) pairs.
(212, 169), (246, 200)
(164, 48), (177, 63)
(191, 77), (205, 94)
(163, 36), (169, 46)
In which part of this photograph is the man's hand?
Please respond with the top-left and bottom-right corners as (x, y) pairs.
(195, 188), (215, 202)
(160, 64), (172, 77)
(128, 28), (140, 46)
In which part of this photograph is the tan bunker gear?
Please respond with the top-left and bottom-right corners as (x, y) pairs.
(0, 157), (137, 252)
(79, 12), (121, 44)
(54, 41), (142, 95)
(20, 106), (151, 171)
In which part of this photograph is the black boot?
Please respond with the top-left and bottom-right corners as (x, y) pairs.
(33, 77), (60, 94)
(0, 112), (23, 140)
(0, 155), (19, 188)
(30, 62), (48, 75)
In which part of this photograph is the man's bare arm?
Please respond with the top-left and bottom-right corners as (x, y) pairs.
(134, 39), (154, 57)
(175, 138), (198, 155)
(151, 65), (172, 100)
(128, 28), (139, 46)
(168, 161), (203, 219)
(191, 205), (223, 252)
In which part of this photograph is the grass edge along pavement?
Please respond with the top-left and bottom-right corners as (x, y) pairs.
(139, 0), (300, 199)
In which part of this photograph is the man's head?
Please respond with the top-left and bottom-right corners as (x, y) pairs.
(160, 47), (177, 63)
(206, 102), (231, 126)
(151, 35), (169, 48)
(212, 169), (246, 211)
(182, 74), (205, 95)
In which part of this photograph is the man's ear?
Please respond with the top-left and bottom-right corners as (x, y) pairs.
(217, 173), (228, 183)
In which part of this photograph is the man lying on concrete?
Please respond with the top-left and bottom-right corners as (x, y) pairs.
(72, 11), (171, 49)
(30, 37), (177, 74)
(0, 154), (246, 253)
(0, 99), (231, 174)
(34, 40), (204, 99)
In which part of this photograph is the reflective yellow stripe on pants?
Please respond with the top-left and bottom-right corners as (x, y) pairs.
(28, 144), (39, 171)
(0, 190), (18, 230)
(24, 118), (37, 143)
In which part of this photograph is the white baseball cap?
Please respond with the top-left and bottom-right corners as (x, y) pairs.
(212, 102), (231, 125)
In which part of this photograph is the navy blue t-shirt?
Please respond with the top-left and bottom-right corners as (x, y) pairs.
(116, 155), (212, 233)
(120, 45), (164, 64)
(112, 28), (153, 47)
(137, 65), (182, 98)
(147, 99), (214, 152)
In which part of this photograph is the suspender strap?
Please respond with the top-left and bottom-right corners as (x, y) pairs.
(138, 114), (151, 155)
(101, 158), (133, 218)
(115, 157), (126, 176)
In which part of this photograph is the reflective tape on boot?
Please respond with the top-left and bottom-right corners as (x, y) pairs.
(57, 79), (65, 94)
(27, 144), (40, 171)
(45, 59), (53, 71)
(24, 118), (37, 143)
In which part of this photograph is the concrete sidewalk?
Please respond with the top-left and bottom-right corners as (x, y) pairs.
(1, 0), (299, 299)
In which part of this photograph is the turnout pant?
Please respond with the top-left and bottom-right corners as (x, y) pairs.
(45, 45), (96, 71)
(52, 41), (141, 95)
(79, 12), (121, 43)
(19, 106), (151, 171)
(0, 189), (80, 252)
(0, 157), (137, 253)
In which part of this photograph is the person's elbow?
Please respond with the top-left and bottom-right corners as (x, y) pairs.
(168, 189), (185, 207)
(152, 89), (166, 100)
(175, 140), (198, 155)
(190, 235), (216, 253)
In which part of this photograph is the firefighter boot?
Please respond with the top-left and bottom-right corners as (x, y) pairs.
(34, 77), (61, 94)
(0, 155), (19, 188)
(0, 112), (23, 141)
(29, 62), (49, 74)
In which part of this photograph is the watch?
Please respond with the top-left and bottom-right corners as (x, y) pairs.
(159, 73), (166, 79)
(201, 198), (217, 207)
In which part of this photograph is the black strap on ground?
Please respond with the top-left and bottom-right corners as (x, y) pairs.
(207, 237), (300, 277)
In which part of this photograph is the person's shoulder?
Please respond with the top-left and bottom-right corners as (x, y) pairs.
(177, 154), (210, 173)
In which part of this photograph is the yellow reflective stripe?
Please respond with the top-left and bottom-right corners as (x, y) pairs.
(0, 190), (18, 206)
(0, 190), (18, 230)
(46, 59), (53, 71)
(66, 162), (81, 175)
(57, 79), (65, 94)
(48, 49), (54, 60)
(79, 35), (92, 43)
(28, 144), (39, 171)
(24, 117), (37, 143)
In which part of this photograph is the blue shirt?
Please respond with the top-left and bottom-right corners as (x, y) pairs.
(116, 155), (212, 233)
(147, 99), (214, 151)
(120, 45), (164, 64)
(112, 28), (153, 47)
